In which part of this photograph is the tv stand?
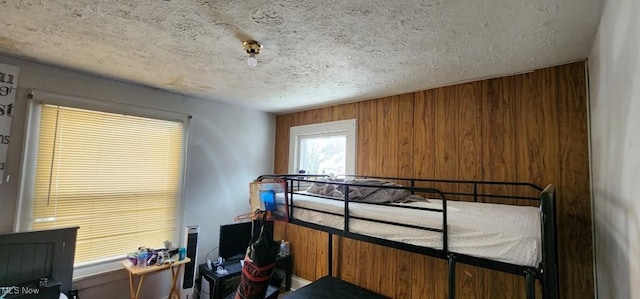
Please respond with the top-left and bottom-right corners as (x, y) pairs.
(197, 255), (291, 299)
(226, 254), (245, 262)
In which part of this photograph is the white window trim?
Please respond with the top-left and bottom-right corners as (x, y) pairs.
(288, 119), (357, 175)
(15, 89), (190, 278)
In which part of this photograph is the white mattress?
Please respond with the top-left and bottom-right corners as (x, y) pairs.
(279, 192), (541, 267)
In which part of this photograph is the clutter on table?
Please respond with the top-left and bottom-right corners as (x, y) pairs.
(125, 240), (186, 267)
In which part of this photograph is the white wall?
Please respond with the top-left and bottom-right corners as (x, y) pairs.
(589, 0), (640, 298)
(0, 54), (275, 298)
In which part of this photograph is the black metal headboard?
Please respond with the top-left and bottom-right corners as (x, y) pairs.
(0, 227), (79, 295)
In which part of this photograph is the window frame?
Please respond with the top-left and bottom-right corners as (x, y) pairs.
(288, 119), (357, 176)
(15, 89), (190, 278)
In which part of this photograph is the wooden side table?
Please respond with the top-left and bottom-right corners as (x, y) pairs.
(121, 257), (191, 299)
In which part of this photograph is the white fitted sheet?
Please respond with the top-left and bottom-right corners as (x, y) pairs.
(280, 192), (541, 267)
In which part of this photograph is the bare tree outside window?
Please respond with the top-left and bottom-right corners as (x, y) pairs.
(299, 135), (346, 176)
(289, 119), (356, 176)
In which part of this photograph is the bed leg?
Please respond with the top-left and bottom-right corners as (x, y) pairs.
(541, 185), (559, 299)
(525, 269), (536, 299)
(448, 254), (456, 299)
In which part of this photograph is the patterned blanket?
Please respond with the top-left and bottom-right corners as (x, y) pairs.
(306, 178), (428, 203)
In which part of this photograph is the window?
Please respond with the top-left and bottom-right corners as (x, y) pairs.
(17, 91), (188, 275)
(289, 119), (356, 176)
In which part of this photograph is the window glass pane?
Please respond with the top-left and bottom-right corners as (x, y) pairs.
(298, 135), (346, 176)
(288, 119), (356, 176)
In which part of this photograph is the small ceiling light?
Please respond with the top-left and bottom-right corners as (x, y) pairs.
(243, 40), (262, 67)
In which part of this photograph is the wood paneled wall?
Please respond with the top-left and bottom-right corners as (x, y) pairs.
(273, 62), (592, 298)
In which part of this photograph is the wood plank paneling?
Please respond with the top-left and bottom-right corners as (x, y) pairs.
(414, 89), (437, 194)
(298, 109), (314, 126)
(377, 97), (399, 177)
(481, 270), (521, 299)
(457, 82), (483, 200)
(456, 82), (484, 298)
(288, 112), (300, 129)
(398, 93), (414, 178)
(287, 225), (315, 278)
(274, 115), (290, 174)
(375, 244), (397, 297)
(433, 258), (449, 298)
(410, 253), (435, 299)
(556, 63), (593, 299)
(332, 102), (358, 121)
(514, 68), (560, 204)
(273, 61), (593, 299)
(310, 231), (322, 278)
(395, 250), (413, 299)
(358, 100), (378, 176)
(339, 237), (359, 284)
(355, 241), (375, 291)
(312, 108), (324, 124)
(331, 234), (340, 278)
(457, 264), (482, 299)
(481, 76), (517, 204)
(434, 87), (459, 195)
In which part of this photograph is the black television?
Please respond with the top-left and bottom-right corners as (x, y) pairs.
(218, 220), (275, 262)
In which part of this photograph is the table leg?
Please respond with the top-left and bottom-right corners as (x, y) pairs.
(168, 265), (183, 299)
(135, 275), (145, 299)
(129, 272), (134, 299)
(128, 273), (145, 299)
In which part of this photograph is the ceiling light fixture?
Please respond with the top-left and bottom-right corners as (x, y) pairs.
(243, 41), (262, 68)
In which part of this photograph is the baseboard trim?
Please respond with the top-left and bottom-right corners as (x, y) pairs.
(290, 275), (311, 291)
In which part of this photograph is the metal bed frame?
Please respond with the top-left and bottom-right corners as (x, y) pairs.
(257, 174), (559, 299)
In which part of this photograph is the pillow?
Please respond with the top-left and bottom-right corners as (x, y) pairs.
(306, 177), (344, 197)
(339, 179), (429, 203)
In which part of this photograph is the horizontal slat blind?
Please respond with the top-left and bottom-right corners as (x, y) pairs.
(32, 104), (183, 264)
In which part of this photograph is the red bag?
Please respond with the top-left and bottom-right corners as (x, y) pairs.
(234, 217), (279, 299)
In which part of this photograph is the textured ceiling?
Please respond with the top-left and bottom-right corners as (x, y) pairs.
(0, 0), (603, 113)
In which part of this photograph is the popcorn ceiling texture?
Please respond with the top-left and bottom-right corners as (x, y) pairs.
(0, 0), (602, 112)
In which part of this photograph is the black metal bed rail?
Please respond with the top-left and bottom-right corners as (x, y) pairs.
(540, 184), (559, 299)
(282, 176), (451, 253)
(442, 191), (540, 201)
(255, 174), (558, 299)
(289, 204), (445, 234)
(290, 217), (541, 281)
(258, 174), (544, 203)
(257, 174), (330, 181)
(257, 174), (331, 191)
(345, 174), (543, 203)
(340, 174), (543, 191)
(289, 191), (446, 213)
(262, 175), (451, 254)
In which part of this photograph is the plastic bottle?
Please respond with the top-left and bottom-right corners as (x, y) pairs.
(279, 240), (290, 257)
(157, 251), (165, 265)
(279, 240), (286, 257)
(137, 247), (148, 267)
(284, 241), (290, 256)
(178, 247), (186, 261)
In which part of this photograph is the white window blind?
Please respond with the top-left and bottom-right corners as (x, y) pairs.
(30, 104), (184, 265)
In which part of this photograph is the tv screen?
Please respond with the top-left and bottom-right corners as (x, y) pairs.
(218, 220), (274, 262)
